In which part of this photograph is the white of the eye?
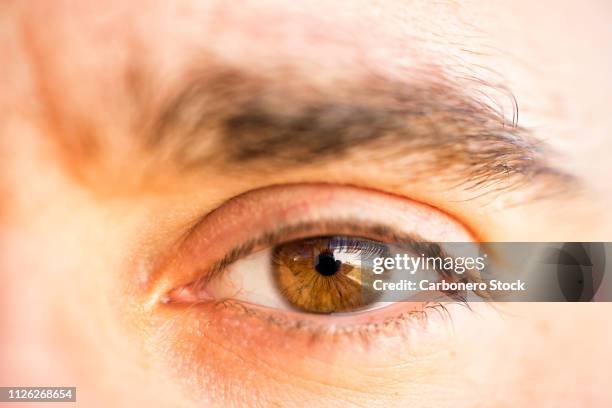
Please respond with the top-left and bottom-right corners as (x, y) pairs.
(206, 248), (290, 309)
(330, 248), (362, 269)
(207, 246), (365, 311)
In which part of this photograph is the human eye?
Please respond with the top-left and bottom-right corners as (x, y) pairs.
(153, 183), (481, 344)
(203, 235), (394, 314)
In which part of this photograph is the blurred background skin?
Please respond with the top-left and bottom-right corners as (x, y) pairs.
(1, 0), (612, 407)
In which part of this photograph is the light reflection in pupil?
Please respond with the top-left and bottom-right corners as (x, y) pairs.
(314, 251), (341, 276)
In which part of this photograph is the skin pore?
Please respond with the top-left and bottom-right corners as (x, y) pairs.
(1, 0), (612, 407)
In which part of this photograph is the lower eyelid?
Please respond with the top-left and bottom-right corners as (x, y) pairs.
(163, 296), (456, 346)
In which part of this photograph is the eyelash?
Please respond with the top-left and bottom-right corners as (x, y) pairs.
(201, 297), (462, 344)
(310, 236), (391, 258)
(184, 219), (441, 292)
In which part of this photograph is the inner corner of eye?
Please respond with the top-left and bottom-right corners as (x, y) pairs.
(163, 282), (208, 304)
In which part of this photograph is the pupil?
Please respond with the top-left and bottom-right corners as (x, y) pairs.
(314, 251), (341, 276)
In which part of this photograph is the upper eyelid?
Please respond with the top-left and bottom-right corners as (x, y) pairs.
(190, 220), (431, 291)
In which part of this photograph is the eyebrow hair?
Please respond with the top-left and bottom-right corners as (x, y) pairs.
(146, 67), (574, 196)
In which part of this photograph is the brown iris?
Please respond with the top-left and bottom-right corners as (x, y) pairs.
(271, 236), (380, 313)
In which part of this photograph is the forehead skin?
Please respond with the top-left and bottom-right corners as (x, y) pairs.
(1, 0), (611, 241)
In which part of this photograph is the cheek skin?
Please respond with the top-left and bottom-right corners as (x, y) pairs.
(453, 303), (612, 407)
(145, 302), (472, 407)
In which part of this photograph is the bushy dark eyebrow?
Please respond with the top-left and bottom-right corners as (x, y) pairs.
(146, 67), (574, 196)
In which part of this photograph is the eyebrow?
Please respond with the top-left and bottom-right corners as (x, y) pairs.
(145, 67), (574, 196)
